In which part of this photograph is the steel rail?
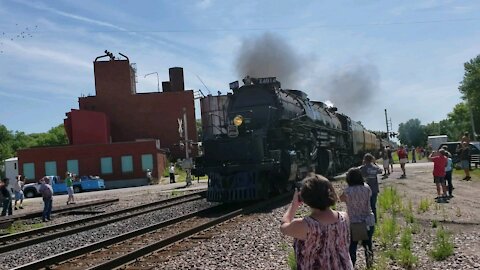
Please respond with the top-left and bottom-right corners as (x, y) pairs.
(0, 198), (119, 224)
(0, 191), (205, 253)
(97, 192), (290, 270)
(11, 203), (231, 270)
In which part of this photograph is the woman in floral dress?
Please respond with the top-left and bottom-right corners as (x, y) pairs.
(280, 174), (353, 270)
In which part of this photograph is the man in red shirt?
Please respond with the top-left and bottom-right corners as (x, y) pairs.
(397, 145), (408, 178)
(428, 149), (448, 201)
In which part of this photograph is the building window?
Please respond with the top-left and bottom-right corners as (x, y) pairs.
(14, 163), (17, 170)
(141, 154), (153, 172)
(121, 155), (133, 173)
(101, 157), (113, 174)
(67, 160), (79, 175)
(45, 161), (57, 176)
(23, 163), (35, 180)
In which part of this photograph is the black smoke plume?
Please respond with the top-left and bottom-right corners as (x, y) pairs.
(323, 63), (380, 116)
(235, 33), (305, 88)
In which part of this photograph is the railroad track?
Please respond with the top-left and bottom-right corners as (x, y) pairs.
(13, 193), (290, 270)
(0, 191), (206, 254)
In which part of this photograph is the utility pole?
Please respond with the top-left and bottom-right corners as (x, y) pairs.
(385, 109), (390, 140)
(182, 107), (192, 187)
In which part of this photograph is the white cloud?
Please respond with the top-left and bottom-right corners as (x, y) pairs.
(5, 40), (91, 69)
(14, 0), (128, 31)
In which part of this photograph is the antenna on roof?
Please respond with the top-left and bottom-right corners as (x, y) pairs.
(194, 74), (211, 95)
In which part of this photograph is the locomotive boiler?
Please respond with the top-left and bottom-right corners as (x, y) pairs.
(195, 77), (381, 202)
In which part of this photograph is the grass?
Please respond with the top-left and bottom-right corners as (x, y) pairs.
(287, 248), (297, 270)
(452, 167), (480, 180)
(378, 187), (402, 215)
(417, 198), (431, 213)
(376, 214), (398, 248)
(396, 228), (418, 269)
(1, 221), (44, 234)
(431, 220), (438, 228)
(403, 200), (415, 224)
(430, 227), (454, 260)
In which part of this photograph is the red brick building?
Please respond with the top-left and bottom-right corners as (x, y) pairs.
(17, 52), (197, 188)
(17, 140), (166, 188)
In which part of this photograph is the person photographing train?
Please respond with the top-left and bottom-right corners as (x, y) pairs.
(280, 175), (353, 269)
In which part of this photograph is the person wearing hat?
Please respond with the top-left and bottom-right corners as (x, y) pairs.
(65, 172), (75, 205)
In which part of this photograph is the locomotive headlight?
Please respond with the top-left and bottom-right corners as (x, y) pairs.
(233, 115), (244, 126)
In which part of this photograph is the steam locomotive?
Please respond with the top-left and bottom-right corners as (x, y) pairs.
(195, 77), (386, 202)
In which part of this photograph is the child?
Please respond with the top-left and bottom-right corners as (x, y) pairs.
(1, 178), (13, 216)
(444, 151), (454, 198)
(428, 149), (448, 201)
(39, 177), (53, 222)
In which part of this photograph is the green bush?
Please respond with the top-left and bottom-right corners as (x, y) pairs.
(430, 227), (454, 260)
(397, 248), (418, 269)
(378, 187), (402, 214)
(376, 214), (398, 248)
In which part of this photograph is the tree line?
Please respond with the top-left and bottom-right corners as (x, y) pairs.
(0, 124), (68, 177)
(397, 55), (480, 147)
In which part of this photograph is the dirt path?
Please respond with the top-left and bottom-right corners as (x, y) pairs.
(372, 161), (480, 269)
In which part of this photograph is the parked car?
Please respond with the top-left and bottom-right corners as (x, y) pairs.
(438, 141), (480, 165)
(23, 175), (105, 198)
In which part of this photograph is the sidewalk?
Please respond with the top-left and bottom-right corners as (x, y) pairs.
(8, 179), (208, 217)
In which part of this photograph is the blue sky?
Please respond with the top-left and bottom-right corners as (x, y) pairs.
(0, 0), (479, 134)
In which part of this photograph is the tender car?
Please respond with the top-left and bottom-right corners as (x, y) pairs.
(438, 141), (480, 165)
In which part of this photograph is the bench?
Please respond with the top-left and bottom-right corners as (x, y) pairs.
(471, 154), (480, 169)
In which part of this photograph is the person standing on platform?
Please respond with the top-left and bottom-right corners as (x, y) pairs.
(146, 169), (153, 185)
(65, 172), (75, 205)
(457, 142), (471, 181)
(13, 175), (25, 210)
(386, 146), (394, 173)
(39, 177), (53, 222)
(382, 146), (390, 176)
(398, 146), (408, 178)
(169, 164), (176, 183)
(1, 178), (13, 216)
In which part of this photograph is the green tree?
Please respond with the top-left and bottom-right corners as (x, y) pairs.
(445, 103), (471, 141)
(398, 119), (426, 147)
(459, 55), (480, 139)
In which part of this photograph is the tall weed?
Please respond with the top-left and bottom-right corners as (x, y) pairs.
(287, 248), (297, 270)
(430, 227), (454, 260)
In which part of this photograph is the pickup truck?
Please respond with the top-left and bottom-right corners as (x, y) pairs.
(23, 175), (105, 198)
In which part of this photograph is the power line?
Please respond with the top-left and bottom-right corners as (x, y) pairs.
(2, 17), (479, 34)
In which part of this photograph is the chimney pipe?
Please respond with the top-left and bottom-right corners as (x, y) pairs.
(169, 67), (184, 92)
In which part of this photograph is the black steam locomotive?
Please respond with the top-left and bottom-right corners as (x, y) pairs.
(195, 77), (383, 202)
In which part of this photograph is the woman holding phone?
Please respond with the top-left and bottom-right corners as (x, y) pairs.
(280, 175), (353, 270)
